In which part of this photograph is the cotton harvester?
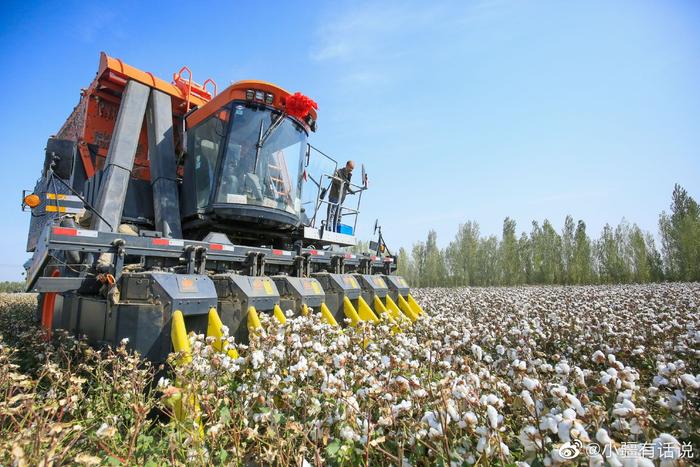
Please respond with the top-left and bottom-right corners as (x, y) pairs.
(22, 53), (422, 363)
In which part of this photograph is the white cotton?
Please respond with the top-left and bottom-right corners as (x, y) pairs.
(391, 399), (412, 416)
(557, 419), (572, 443)
(555, 362), (570, 375)
(340, 425), (357, 441)
(680, 373), (699, 388)
(471, 344), (483, 361)
(487, 405), (499, 429)
(414, 388), (428, 398)
(421, 411), (441, 430)
(464, 411), (478, 425)
(522, 377), (540, 391)
(518, 425), (540, 452)
(251, 350), (265, 369)
(596, 428), (612, 445)
(592, 350), (606, 364)
(452, 385), (469, 400)
(476, 436), (487, 453)
(521, 390), (535, 412)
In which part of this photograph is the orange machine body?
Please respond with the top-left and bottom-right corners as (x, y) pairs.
(56, 53), (316, 184)
(56, 52), (215, 181)
(186, 80), (318, 128)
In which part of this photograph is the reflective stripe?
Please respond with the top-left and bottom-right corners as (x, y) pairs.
(46, 205), (85, 214)
(46, 193), (82, 202)
(272, 249), (292, 256)
(152, 238), (185, 246)
(52, 227), (98, 237)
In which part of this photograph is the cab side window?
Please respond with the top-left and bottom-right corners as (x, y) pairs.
(189, 108), (229, 207)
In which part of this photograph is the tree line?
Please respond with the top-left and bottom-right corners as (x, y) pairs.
(393, 184), (700, 287)
(0, 281), (25, 293)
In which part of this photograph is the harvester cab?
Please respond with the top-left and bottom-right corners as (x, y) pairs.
(21, 52), (423, 364)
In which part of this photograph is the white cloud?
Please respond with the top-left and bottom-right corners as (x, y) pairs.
(309, 2), (447, 63)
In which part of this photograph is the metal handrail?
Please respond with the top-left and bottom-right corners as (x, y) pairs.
(305, 144), (365, 234)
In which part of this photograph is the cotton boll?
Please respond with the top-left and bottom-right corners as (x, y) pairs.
(471, 344), (483, 361)
(518, 426), (541, 452)
(464, 411), (478, 425)
(557, 419), (572, 443)
(487, 405), (499, 429)
(591, 350), (606, 364)
(596, 428), (612, 446)
(680, 373), (699, 389)
(522, 377), (540, 391)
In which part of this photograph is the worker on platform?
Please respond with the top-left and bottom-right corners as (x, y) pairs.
(327, 160), (358, 231)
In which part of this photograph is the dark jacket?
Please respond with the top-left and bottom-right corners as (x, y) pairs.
(329, 167), (354, 202)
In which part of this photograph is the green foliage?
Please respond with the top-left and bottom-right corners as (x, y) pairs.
(659, 184), (700, 281)
(400, 185), (696, 287)
(0, 281), (25, 293)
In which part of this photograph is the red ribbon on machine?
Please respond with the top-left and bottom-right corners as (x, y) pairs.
(285, 92), (318, 119)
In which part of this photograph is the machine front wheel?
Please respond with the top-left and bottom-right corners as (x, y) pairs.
(37, 269), (62, 339)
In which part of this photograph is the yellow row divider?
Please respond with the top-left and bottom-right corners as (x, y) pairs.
(206, 308), (239, 359)
(320, 303), (339, 326)
(171, 310), (192, 364)
(273, 304), (287, 325)
(386, 295), (414, 324)
(357, 296), (380, 323)
(301, 304), (310, 316)
(407, 294), (424, 316)
(343, 296), (362, 326)
(170, 310), (202, 436)
(397, 295), (419, 322)
(382, 295), (403, 322)
(373, 296), (396, 322)
(247, 306), (262, 332)
(374, 296), (402, 333)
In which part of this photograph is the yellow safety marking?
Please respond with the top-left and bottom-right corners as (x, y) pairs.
(45, 205), (67, 213)
(311, 281), (322, 294)
(206, 308), (238, 359)
(320, 302), (338, 327)
(46, 193), (69, 200)
(301, 304), (310, 316)
(350, 277), (358, 288)
(273, 304), (287, 325)
(398, 295), (419, 322)
(263, 280), (274, 295)
(407, 294), (424, 316)
(357, 296), (380, 323)
(343, 296), (362, 327)
(247, 306), (262, 332)
(171, 310), (191, 363)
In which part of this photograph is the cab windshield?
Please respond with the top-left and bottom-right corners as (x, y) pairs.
(192, 103), (306, 216)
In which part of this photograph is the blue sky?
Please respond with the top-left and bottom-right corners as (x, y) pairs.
(0, 0), (698, 280)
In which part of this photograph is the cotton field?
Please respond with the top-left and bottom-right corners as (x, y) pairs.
(1, 284), (698, 465)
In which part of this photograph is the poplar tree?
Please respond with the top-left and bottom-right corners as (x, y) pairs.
(659, 184), (700, 281)
(499, 217), (521, 285)
(571, 220), (593, 284)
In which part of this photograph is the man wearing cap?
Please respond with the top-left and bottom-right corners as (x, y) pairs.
(327, 160), (357, 231)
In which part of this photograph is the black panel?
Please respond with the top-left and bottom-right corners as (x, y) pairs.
(44, 138), (76, 180)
